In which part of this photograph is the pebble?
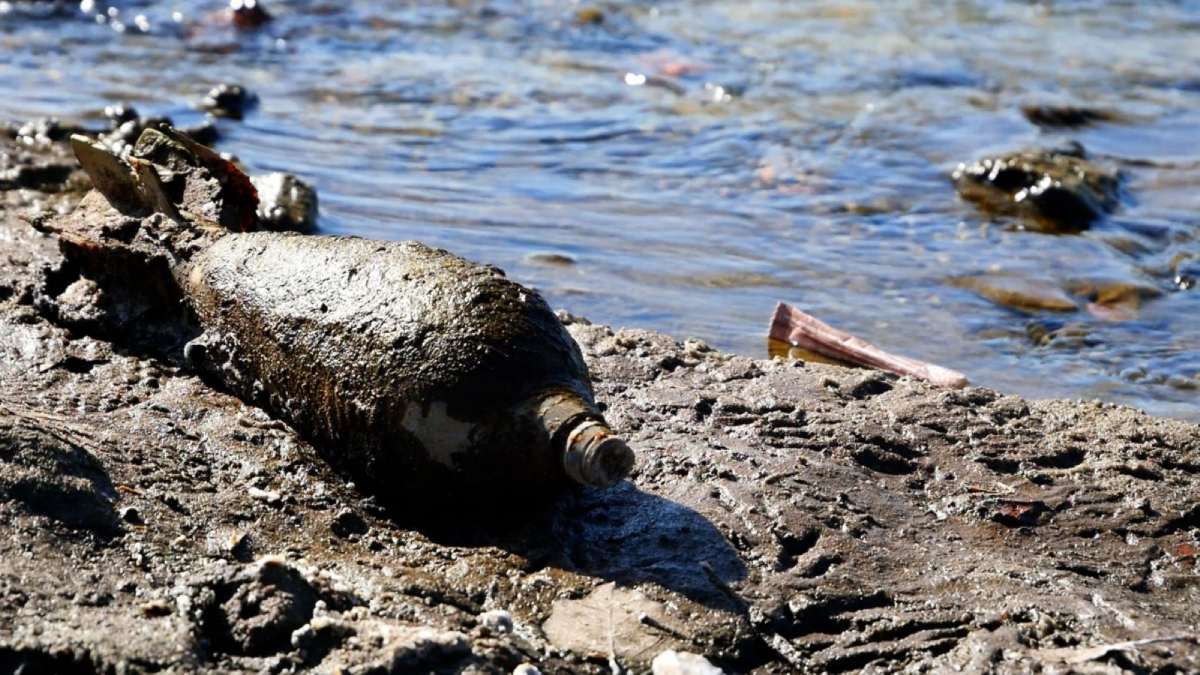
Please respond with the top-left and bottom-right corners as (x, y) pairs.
(479, 609), (513, 634)
(247, 486), (282, 505)
(119, 506), (144, 525)
(251, 172), (318, 233)
(200, 84), (257, 120)
(651, 650), (724, 675)
(139, 599), (173, 617)
(229, 0), (272, 29)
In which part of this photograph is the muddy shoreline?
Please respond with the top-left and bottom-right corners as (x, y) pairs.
(2, 134), (1199, 674)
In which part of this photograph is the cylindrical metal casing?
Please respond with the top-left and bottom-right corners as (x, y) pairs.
(182, 234), (632, 500)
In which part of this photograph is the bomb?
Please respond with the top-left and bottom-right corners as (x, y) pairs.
(41, 127), (634, 502)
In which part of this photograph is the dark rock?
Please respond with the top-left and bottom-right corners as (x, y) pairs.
(331, 508), (368, 538)
(200, 84), (257, 120)
(11, 118), (84, 145)
(182, 120), (220, 147)
(103, 104), (140, 126)
(1173, 255), (1198, 290)
(952, 146), (1123, 232)
(228, 0), (272, 30)
(0, 163), (76, 191)
(119, 505), (143, 525)
(1021, 104), (1118, 129)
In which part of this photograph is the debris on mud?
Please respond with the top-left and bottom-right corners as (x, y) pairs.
(952, 145), (1123, 232)
(0, 109), (220, 208)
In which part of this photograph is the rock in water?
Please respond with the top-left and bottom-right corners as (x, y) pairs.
(42, 126), (634, 504)
(199, 84), (258, 120)
(1020, 104), (1118, 129)
(952, 146), (1122, 232)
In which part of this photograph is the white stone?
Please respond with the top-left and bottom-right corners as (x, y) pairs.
(651, 650), (724, 675)
(479, 609), (513, 634)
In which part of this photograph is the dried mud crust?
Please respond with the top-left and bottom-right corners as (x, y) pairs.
(2, 188), (1200, 674)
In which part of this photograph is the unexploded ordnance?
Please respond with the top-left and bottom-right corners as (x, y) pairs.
(40, 127), (634, 503)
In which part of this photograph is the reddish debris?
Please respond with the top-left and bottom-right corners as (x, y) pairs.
(770, 302), (969, 388)
(992, 500), (1046, 527)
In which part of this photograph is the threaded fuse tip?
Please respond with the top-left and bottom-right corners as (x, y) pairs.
(562, 420), (635, 488)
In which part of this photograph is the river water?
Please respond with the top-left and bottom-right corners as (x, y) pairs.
(3, 0), (1198, 420)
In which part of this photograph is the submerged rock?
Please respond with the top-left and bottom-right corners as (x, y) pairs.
(952, 146), (1122, 232)
(1021, 104), (1119, 129)
(41, 126), (633, 506)
(951, 274), (1078, 314)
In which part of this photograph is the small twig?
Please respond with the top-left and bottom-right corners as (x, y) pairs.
(761, 470), (804, 487)
(606, 584), (623, 675)
(638, 612), (689, 642)
(1038, 634), (1198, 665)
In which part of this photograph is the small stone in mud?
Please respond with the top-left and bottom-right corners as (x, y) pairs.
(250, 172), (318, 233)
(331, 508), (368, 538)
(101, 115), (175, 156)
(228, 0), (272, 30)
(248, 486), (282, 506)
(139, 599), (173, 618)
(119, 506), (144, 525)
(952, 146), (1122, 232)
(200, 84), (258, 120)
(1021, 105), (1118, 129)
(652, 650), (724, 675)
(513, 665), (542, 675)
(478, 609), (513, 634)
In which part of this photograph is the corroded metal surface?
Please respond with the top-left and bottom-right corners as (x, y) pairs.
(41, 127), (632, 501)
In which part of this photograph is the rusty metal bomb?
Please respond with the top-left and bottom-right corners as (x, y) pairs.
(42, 127), (634, 503)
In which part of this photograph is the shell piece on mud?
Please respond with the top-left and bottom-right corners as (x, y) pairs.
(70, 135), (150, 215)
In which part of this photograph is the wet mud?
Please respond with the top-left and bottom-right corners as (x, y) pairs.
(1, 137), (1199, 673)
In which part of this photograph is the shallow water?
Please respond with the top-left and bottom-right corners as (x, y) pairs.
(3, 0), (1198, 421)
